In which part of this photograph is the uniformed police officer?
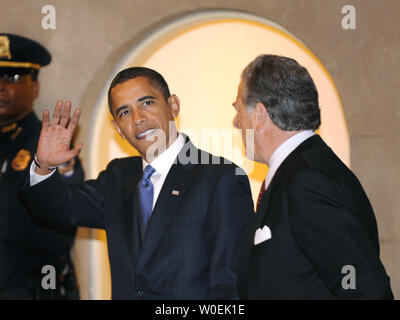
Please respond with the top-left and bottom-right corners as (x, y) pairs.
(0, 33), (84, 299)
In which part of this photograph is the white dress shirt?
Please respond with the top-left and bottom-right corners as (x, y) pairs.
(142, 133), (185, 210)
(30, 133), (186, 211)
(263, 130), (316, 190)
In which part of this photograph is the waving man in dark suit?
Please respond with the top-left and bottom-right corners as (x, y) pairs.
(21, 67), (253, 299)
(233, 55), (393, 299)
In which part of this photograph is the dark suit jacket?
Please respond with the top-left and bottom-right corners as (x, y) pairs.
(21, 138), (253, 299)
(237, 135), (393, 299)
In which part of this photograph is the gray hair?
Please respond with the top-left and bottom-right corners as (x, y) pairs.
(241, 54), (321, 131)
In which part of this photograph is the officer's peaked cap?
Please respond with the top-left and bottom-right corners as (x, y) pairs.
(0, 33), (51, 70)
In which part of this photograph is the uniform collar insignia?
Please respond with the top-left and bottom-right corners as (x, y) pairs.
(1, 122), (17, 134)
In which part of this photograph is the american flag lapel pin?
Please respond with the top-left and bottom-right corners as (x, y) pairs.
(172, 190), (180, 196)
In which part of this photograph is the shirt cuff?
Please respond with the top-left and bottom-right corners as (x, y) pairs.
(29, 161), (56, 186)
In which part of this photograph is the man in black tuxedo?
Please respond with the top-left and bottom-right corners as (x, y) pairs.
(21, 67), (253, 299)
(233, 54), (393, 299)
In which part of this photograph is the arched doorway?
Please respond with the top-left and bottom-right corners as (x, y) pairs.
(85, 10), (349, 299)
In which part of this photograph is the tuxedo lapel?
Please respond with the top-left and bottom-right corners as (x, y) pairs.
(136, 139), (197, 270)
(238, 172), (277, 298)
(239, 135), (325, 296)
(253, 188), (272, 225)
(254, 134), (325, 225)
(253, 168), (282, 226)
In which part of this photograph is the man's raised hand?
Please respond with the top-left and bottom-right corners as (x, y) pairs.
(35, 101), (83, 175)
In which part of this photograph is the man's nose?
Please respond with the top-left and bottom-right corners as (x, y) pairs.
(132, 109), (146, 126)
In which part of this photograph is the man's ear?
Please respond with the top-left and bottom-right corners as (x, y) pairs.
(168, 94), (180, 118)
(255, 102), (269, 131)
(111, 119), (125, 140)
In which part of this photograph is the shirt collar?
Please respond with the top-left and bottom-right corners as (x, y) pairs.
(142, 133), (186, 176)
(268, 130), (316, 170)
(263, 130), (316, 191)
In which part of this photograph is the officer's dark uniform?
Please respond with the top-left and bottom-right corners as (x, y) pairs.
(0, 34), (84, 299)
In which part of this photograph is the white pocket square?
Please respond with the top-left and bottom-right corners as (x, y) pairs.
(254, 225), (272, 245)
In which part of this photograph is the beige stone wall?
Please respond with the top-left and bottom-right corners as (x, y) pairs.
(1, 0), (398, 299)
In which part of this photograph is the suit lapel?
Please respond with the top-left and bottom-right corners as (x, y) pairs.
(118, 157), (143, 266)
(136, 139), (197, 270)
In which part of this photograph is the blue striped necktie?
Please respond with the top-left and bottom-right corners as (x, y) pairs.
(139, 165), (156, 231)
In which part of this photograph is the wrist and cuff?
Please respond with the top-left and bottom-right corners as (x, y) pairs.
(33, 153), (58, 171)
(30, 156), (57, 186)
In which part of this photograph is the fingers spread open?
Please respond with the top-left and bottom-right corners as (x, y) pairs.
(60, 101), (72, 128)
(67, 108), (81, 133)
(42, 109), (50, 129)
(52, 101), (63, 126)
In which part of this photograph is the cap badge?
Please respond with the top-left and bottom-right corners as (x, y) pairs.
(0, 36), (11, 60)
(11, 149), (31, 171)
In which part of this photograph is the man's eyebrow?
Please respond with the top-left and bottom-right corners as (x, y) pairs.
(115, 105), (128, 116)
(138, 95), (156, 102)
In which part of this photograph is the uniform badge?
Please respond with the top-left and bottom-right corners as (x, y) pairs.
(0, 35), (11, 60)
(11, 149), (31, 171)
